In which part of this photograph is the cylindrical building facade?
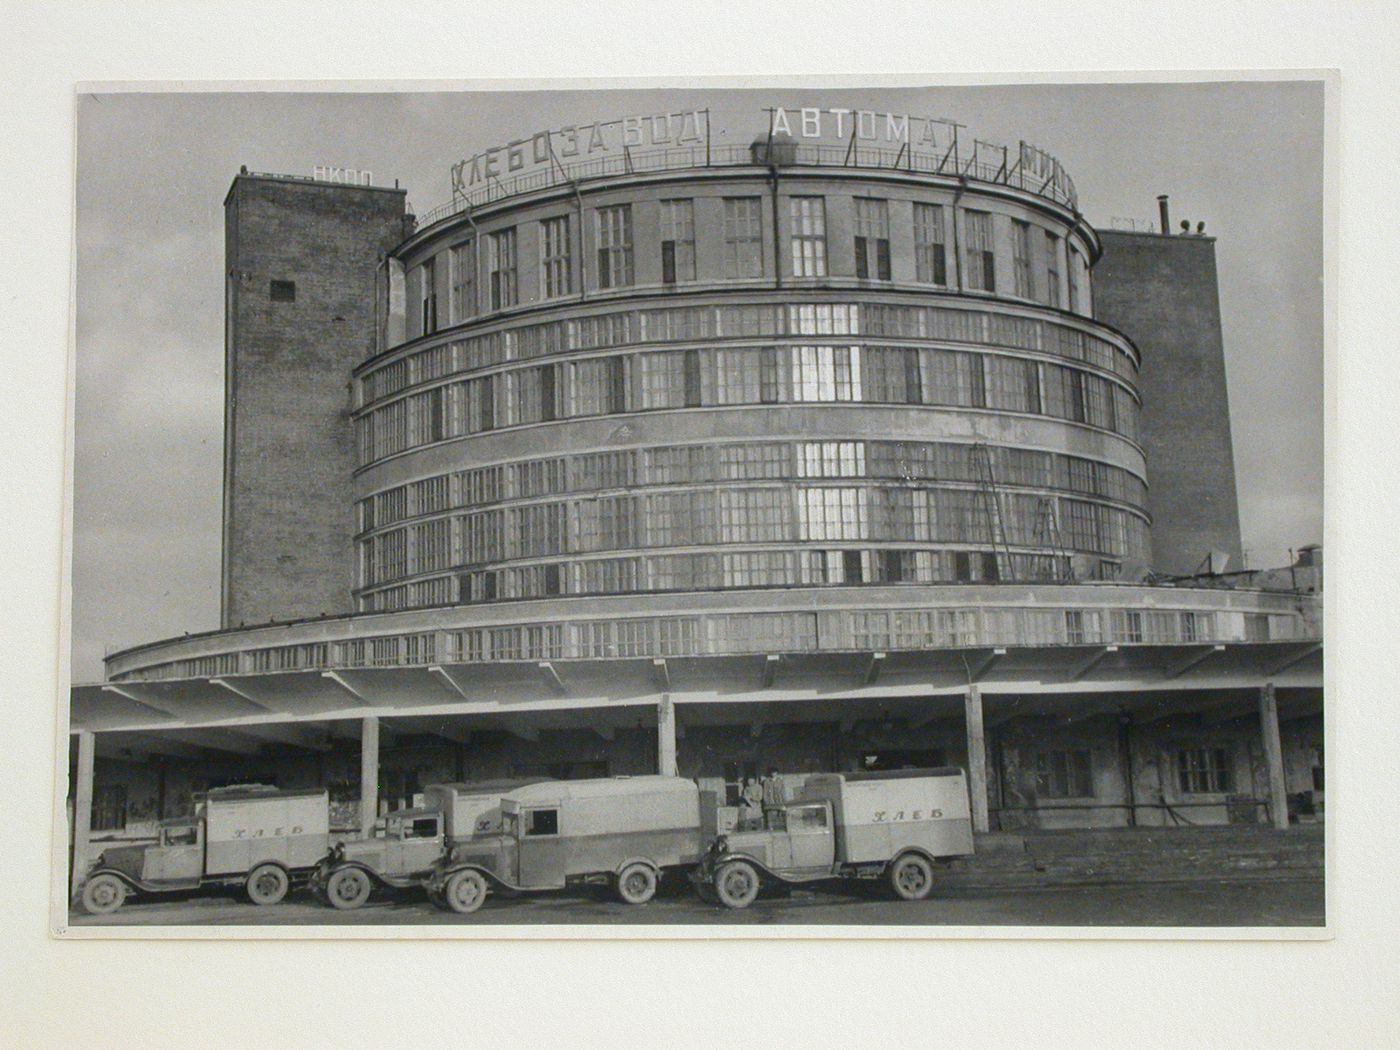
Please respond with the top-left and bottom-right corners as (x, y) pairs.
(352, 148), (1149, 637)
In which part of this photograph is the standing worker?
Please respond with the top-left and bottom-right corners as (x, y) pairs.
(740, 776), (763, 829)
(761, 768), (786, 829)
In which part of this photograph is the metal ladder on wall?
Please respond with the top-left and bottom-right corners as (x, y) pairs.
(969, 442), (1019, 582)
(1030, 495), (1075, 582)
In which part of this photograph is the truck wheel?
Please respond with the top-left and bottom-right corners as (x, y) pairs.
(616, 863), (657, 905)
(888, 854), (935, 901)
(443, 870), (488, 914)
(246, 863), (289, 905)
(714, 861), (761, 909)
(325, 867), (373, 910)
(80, 874), (127, 915)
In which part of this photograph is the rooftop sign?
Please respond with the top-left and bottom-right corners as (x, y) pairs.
(451, 110), (709, 195)
(431, 106), (1077, 224)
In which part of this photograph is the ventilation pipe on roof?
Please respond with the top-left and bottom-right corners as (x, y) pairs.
(1156, 194), (1170, 235)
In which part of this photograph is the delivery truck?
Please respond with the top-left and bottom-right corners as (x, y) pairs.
(692, 768), (975, 908)
(424, 775), (715, 913)
(74, 785), (330, 915)
(310, 778), (549, 910)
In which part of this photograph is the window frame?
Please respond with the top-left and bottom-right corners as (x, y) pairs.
(1034, 749), (1095, 799)
(722, 197), (764, 279)
(659, 198), (696, 284)
(1176, 746), (1234, 795)
(788, 196), (828, 278)
(853, 197), (892, 281)
(913, 202), (948, 286)
(595, 204), (635, 290)
(487, 228), (518, 311)
(538, 215), (573, 300)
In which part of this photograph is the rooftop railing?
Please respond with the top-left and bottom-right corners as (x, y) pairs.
(414, 139), (1079, 230)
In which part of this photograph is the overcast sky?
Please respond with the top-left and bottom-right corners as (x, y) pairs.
(71, 81), (1324, 682)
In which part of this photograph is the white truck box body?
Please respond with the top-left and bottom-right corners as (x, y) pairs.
(498, 776), (709, 875)
(202, 788), (330, 876)
(423, 780), (551, 841)
(798, 769), (974, 864)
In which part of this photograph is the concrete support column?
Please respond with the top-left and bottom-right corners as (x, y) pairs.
(657, 694), (677, 777)
(1259, 682), (1289, 830)
(360, 716), (380, 838)
(70, 730), (95, 897)
(963, 686), (990, 834)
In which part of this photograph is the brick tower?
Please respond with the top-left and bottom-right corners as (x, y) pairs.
(221, 173), (408, 627)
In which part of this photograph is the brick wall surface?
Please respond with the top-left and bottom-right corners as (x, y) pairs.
(1093, 231), (1244, 575)
(223, 177), (406, 627)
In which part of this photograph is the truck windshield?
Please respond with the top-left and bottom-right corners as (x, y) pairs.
(501, 811), (518, 837)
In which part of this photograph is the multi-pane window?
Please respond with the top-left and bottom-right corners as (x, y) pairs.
(596, 204), (634, 289)
(798, 487), (867, 540)
(789, 197), (827, 277)
(569, 356), (626, 417)
(853, 198), (891, 280)
(660, 199), (696, 284)
(539, 216), (572, 300)
(488, 228), (517, 310)
(963, 210), (996, 292)
(913, 203), (947, 285)
(797, 441), (866, 478)
(1035, 750), (1094, 798)
(722, 197), (764, 279)
(450, 243), (474, 322)
(1177, 747), (1233, 794)
(1012, 220), (1034, 300)
(420, 256), (438, 335)
(717, 489), (792, 543)
(1044, 232), (1061, 308)
(790, 346), (862, 401)
(963, 211), (996, 292)
(92, 784), (127, 832)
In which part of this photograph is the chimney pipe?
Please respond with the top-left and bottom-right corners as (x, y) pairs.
(1156, 194), (1170, 235)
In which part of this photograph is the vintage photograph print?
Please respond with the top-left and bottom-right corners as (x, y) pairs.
(64, 80), (1325, 933)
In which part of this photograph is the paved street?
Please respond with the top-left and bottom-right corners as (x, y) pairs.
(66, 876), (1324, 929)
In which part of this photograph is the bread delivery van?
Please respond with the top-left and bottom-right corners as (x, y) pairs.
(75, 785), (330, 914)
(424, 775), (714, 913)
(693, 768), (974, 909)
(310, 778), (549, 910)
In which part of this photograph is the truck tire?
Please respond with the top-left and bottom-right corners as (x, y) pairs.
(246, 863), (289, 905)
(443, 870), (489, 914)
(888, 853), (935, 901)
(714, 860), (761, 909)
(325, 866), (373, 910)
(616, 863), (657, 905)
(80, 873), (127, 915)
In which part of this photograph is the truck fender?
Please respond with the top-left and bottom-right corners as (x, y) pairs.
(612, 857), (661, 877)
(75, 867), (142, 895)
(430, 862), (517, 894)
(886, 846), (938, 869)
(323, 859), (382, 885)
(707, 852), (785, 885)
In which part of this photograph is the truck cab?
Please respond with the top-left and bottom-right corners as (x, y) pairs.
(717, 801), (837, 875)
